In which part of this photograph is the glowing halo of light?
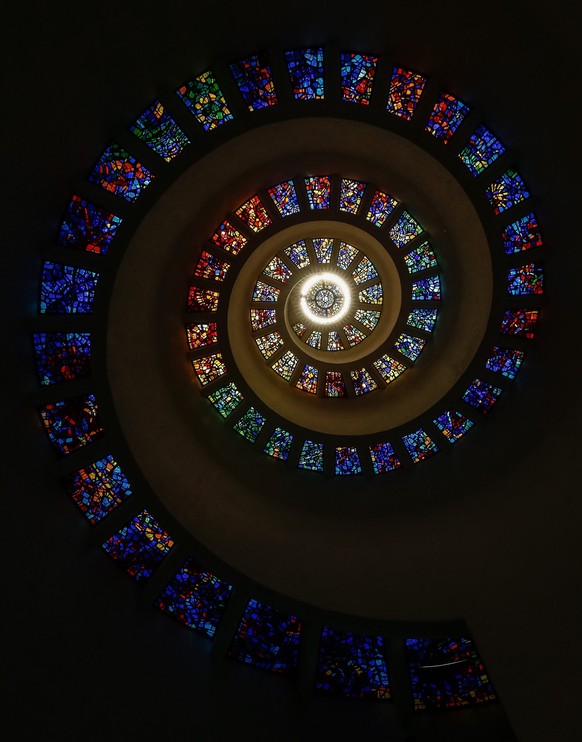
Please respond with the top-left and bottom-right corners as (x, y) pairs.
(298, 272), (352, 325)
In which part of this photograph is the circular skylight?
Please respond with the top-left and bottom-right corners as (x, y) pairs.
(300, 273), (351, 324)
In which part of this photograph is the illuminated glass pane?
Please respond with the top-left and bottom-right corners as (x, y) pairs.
(298, 440), (324, 471)
(507, 263), (544, 295)
(502, 212), (542, 254)
(102, 510), (174, 582)
(434, 409), (474, 443)
(285, 48), (324, 100)
(337, 242), (359, 270)
(406, 308), (438, 332)
(305, 176), (331, 209)
(210, 220), (247, 255)
(39, 394), (103, 456)
(335, 447), (362, 476)
(250, 308), (277, 332)
(373, 354), (407, 383)
(230, 53), (277, 110)
(352, 256), (378, 284)
(500, 309), (539, 339)
(326, 332), (344, 351)
(176, 70), (233, 130)
(462, 378), (503, 414)
(284, 240), (311, 268)
(340, 52), (378, 104)
(268, 180), (300, 216)
(229, 599), (301, 673)
(271, 351), (298, 381)
(296, 364), (318, 394)
(359, 284), (383, 304)
(316, 628), (390, 699)
(354, 309), (380, 331)
(459, 125), (505, 176)
(57, 195), (122, 255)
(192, 353), (227, 385)
(233, 407), (266, 442)
(485, 346), (524, 379)
(404, 241), (438, 273)
(187, 286), (219, 312)
(386, 66), (426, 120)
(425, 93), (470, 142)
(236, 195), (272, 232)
(405, 637), (496, 711)
(88, 142), (153, 202)
(264, 427), (293, 460)
(403, 429), (438, 463)
(255, 331), (284, 360)
(486, 169), (530, 214)
(130, 101), (190, 162)
(389, 211), (423, 247)
(155, 557), (232, 638)
(292, 321), (307, 338)
(313, 237), (333, 263)
(33, 332), (91, 386)
(344, 323), (367, 346)
(412, 276), (441, 301)
(62, 454), (132, 525)
(186, 323), (218, 349)
(208, 382), (244, 418)
(325, 371), (346, 397)
(366, 190), (398, 227)
(369, 442), (401, 474)
(252, 280), (280, 302)
(350, 368), (378, 395)
(306, 331), (322, 349)
(193, 251), (230, 281)
(39, 261), (99, 314)
(263, 256), (292, 283)
(339, 178), (366, 214)
(394, 333), (426, 361)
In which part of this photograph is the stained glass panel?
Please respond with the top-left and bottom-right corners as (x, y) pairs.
(335, 447), (362, 476)
(369, 442), (401, 474)
(462, 378), (503, 414)
(340, 52), (378, 105)
(271, 351), (298, 381)
(193, 251), (230, 281)
(130, 101), (190, 162)
(208, 382), (244, 418)
(502, 213), (543, 254)
(344, 323), (367, 346)
(176, 70), (233, 130)
(373, 354), (407, 383)
(33, 332), (92, 386)
(296, 364), (318, 394)
(268, 180), (300, 216)
(210, 220), (247, 255)
(39, 394), (103, 456)
(250, 308), (277, 332)
(233, 407), (266, 442)
(389, 211), (423, 248)
(312, 237), (333, 263)
(40, 261), (99, 314)
(235, 195), (272, 232)
(284, 240), (311, 268)
(262, 256), (292, 283)
(485, 346), (524, 379)
(352, 256), (378, 284)
(425, 93), (470, 143)
(255, 331), (284, 359)
(264, 427), (293, 460)
(57, 195), (122, 255)
(394, 333), (426, 361)
(285, 48), (324, 100)
(500, 309), (539, 339)
(337, 242), (359, 270)
(62, 454), (132, 525)
(350, 368), (378, 395)
(411, 276), (441, 301)
(404, 241), (438, 273)
(458, 125), (505, 176)
(366, 190), (398, 227)
(88, 142), (153, 202)
(486, 169), (530, 214)
(292, 321), (307, 338)
(325, 371), (346, 397)
(326, 331), (344, 351)
(186, 323), (218, 349)
(304, 176), (331, 209)
(354, 309), (380, 331)
(434, 409), (474, 443)
(386, 66), (426, 120)
(252, 280), (280, 302)
(187, 286), (219, 312)
(406, 308), (438, 332)
(230, 53), (277, 110)
(306, 331), (322, 349)
(507, 264), (544, 295)
(358, 284), (383, 304)
(298, 440), (324, 471)
(339, 178), (366, 214)
(192, 353), (227, 385)
(403, 429), (438, 463)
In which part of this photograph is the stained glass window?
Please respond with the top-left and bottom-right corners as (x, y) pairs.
(340, 52), (378, 105)
(313, 237), (333, 263)
(507, 263), (544, 295)
(186, 323), (218, 349)
(339, 178), (366, 214)
(354, 309), (380, 331)
(208, 382), (244, 418)
(88, 143), (153, 202)
(425, 93), (470, 143)
(373, 354), (407, 383)
(39, 394), (103, 456)
(389, 211), (423, 248)
(292, 322), (307, 338)
(337, 243), (359, 270)
(33, 332), (92, 386)
(458, 125), (505, 176)
(325, 371), (346, 397)
(326, 331), (344, 351)
(252, 280), (280, 302)
(263, 256), (292, 283)
(502, 213), (542, 254)
(102, 509), (174, 583)
(272, 351), (298, 381)
(39, 261), (99, 314)
(210, 220), (247, 255)
(250, 308), (277, 331)
(394, 333), (426, 361)
(335, 447), (362, 476)
(405, 637), (497, 711)
(285, 47), (324, 100)
(193, 251), (230, 282)
(485, 346), (524, 379)
(155, 558), (232, 638)
(130, 101), (190, 162)
(233, 407), (266, 442)
(268, 180), (300, 216)
(264, 427), (293, 460)
(434, 409), (474, 443)
(412, 276), (441, 301)
(57, 195), (122, 255)
(350, 368), (378, 395)
(62, 454), (132, 525)
(403, 429), (438, 463)
(406, 308), (438, 332)
(352, 256), (378, 284)
(192, 353), (227, 385)
(366, 190), (398, 227)
(176, 70), (233, 130)
(486, 169), (530, 214)
(359, 284), (383, 304)
(229, 599), (301, 673)
(187, 286), (220, 312)
(298, 440), (324, 471)
(296, 364), (318, 394)
(316, 628), (390, 699)
(230, 53), (277, 110)
(236, 195), (272, 232)
(344, 323), (367, 346)
(304, 176), (331, 209)
(255, 331), (284, 359)
(500, 309), (539, 339)
(284, 240), (311, 268)
(386, 66), (426, 120)
(404, 242), (438, 273)
(306, 331), (322, 349)
(462, 378), (503, 414)
(369, 442), (401, 474)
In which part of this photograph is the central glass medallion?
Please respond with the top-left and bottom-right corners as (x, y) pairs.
(300, 272), (352, 324)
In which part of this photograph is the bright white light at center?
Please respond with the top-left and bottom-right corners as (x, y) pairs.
(299, 272), (352, 325)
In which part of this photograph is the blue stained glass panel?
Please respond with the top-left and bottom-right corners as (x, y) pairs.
(340, 52), (378, 104)
(485, 346), (524, 379)
(502, 213), (542, 254)
(459, 125), (505, 176)
(335, 447), (362, 476)
(33, 332), (92, 386)
(426, 93), (470, 142)
(40, 261), (99, 314)
(39, 394), (103, 456)
(486, 169), (530, 214)
(369, 442), (401, 474)
(230, 53), (277, 110)
(412, 276), (441, 301)
(434, 409), (474, 443)
(62, 454), (132, 525)
(57, 195), (122, 255)
(298, 440), (324, 472)
(406, 308), (438, 332)
(462, 378), (503, 414)
(264, 427), (293, 460)
(130, 101), (190, 162)
(285, 48), (324, 100)
(403, 429), (438, 463)
(88, 142), (153, 202)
